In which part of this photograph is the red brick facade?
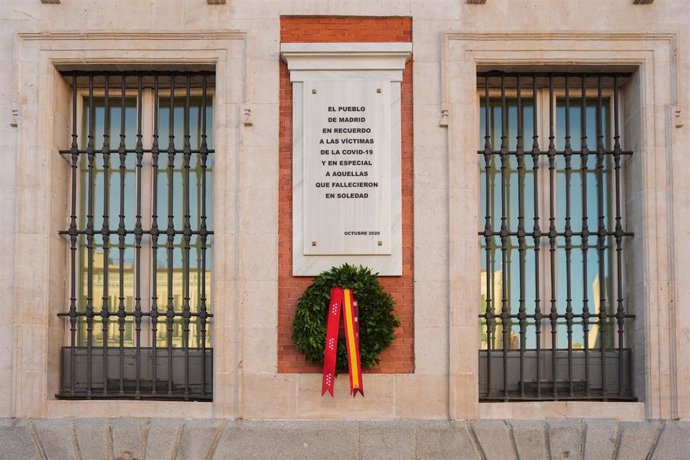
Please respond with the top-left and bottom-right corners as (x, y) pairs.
(278, 16), (414, 373)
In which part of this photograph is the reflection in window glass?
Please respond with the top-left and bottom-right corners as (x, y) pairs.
(479, 95), (615, 351)
(77, 94), (214, 349)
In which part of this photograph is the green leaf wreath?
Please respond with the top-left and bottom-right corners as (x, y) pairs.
(291, 264), (400, 369)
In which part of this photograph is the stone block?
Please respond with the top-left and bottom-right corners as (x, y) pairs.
(414, 326), (449, 374)
(0, 372), (12, 417)
(296, 374), (394, 419)
(212, 421), (358, 460)
(144, 419), (185, 460)
(242, 374), (296, 419)
(175, 419), (225, 460)
(510, 420), (548, 460)
(111, 418), (148, 460)
(242, 326), (278, 374)
(548, 420), (584, 460)
(32, 419), (78, 460)
(413, 105), (450, 150)
(0, 419), (41, 460)
(241, 280), (279, 328)
(358, 421), (416, 460)
(238, 188), (278, 235)
(617, 421), (662, 460)
(239, 233), (278, 281)
(416, 421), (481, 459)
(413, 233), (449, 282)
(651, 421), (690, 459)
(413, 281), (449, 329)
(470, 420), (516, 460)
(395, 374), (448, 419)
(583, 420), (618, 460)
(248, 61), (279, 104)
(74, 418), (111, 460)
(239, 103), (279, 150)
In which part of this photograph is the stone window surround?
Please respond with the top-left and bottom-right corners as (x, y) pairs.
(445, 33), (680, 420)
(13, 32), (246, 418)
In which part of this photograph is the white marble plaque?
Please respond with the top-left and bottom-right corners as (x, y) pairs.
(282, 42), (411, 275)
(303, 79), (391, 255)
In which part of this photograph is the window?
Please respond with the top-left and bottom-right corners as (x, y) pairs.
(478, 72), (635, 401)
(58, 71), (214, 400)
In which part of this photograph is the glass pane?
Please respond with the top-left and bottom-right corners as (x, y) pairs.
(555, 96), (615, 349)
(157, 95), (213, 348)
(479, 91), (618, 351)
(77, 91), (213, 349)
(79, 96), (137, 346)
(479, 96), (535, 350)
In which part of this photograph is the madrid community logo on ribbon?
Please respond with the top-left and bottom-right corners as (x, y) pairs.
(322, 286), (364, 397)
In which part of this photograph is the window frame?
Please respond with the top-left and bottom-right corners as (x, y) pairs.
(475, 72), (635, 402)
(12, 31), (245, 419)
(58, 72), (216, 401)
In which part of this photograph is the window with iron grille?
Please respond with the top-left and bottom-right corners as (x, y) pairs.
(478, 72), (635, 401)
(57, 71), (214, 400)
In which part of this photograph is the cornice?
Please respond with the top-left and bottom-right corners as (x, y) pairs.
(445, 32), (676, 42)
(18, 31), (247, 41)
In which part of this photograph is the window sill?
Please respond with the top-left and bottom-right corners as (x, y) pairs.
(47, 399), (213, 419)
(479, 401), (645, 420)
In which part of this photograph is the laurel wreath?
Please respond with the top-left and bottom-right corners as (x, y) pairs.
(291, 264), (400, 369)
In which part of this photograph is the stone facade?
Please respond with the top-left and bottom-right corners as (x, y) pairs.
(1, 0), (689, 456)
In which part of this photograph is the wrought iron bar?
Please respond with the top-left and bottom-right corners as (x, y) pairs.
(117, 74), (127, 396)
(101, 75), (111, 396)
(182, 74), (192, 399)
(516, 76), (527, 398)
(473, 150), (633, 157)
(580, 75), (591, 397)
(65, 73), (80, 397)
(499, 75), (510, 400)
(613, 76), (626, 397)
(564, 76), (574, 397)
(199, 73), (209, 397)
(548, 75), (558, 400)
(59, 148), (216, 156)
(85, 75), (96, 398)
(134, 74), (144, 398)
(60, 228), (214, 237)
(597, 75), (608, 400)
(482, 75), (494, 398)
(166, 73), (176, 395)
(151, 75), (160, 396)
(531, 74), (542, 399)
(476, 230), (632, 238)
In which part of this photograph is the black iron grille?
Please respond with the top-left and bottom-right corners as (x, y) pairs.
(478, 72), (635, 401)
(57, 71), (214, 400)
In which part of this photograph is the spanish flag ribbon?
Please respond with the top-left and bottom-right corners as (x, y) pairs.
(322, 287), (364, 397)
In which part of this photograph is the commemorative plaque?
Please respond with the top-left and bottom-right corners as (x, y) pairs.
(282, 42), (411, 275)
(303, 79), (391, 256)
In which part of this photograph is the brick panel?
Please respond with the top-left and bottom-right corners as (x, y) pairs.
(279, 16), (414, 373)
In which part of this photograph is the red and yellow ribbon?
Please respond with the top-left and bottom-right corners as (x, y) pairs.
(322, 287), (364, 397)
